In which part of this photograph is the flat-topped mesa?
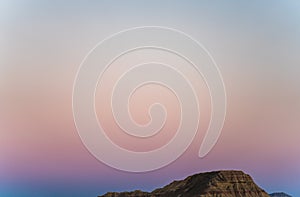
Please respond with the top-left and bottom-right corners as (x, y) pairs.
(99, 170), (270, 197)
(102, 190), (149, 197)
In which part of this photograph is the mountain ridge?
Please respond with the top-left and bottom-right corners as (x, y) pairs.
(269, 192), (292, 197)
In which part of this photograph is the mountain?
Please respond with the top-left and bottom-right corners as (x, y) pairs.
(99, 170), (270, 197)
(270, 192), (292, 197)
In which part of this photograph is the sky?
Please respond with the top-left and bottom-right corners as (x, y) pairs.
(1, 1), (300, 196)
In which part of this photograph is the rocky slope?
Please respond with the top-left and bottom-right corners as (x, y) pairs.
(99, 170), (270, 197)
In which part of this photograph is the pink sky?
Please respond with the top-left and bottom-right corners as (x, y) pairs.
(1, 1), (300, 196)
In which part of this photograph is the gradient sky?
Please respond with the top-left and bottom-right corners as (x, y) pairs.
(1, 1), (300, 197)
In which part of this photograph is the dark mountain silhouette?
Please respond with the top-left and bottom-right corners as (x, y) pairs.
(270, 192), (292, 197)
(99, 170), (271, 197)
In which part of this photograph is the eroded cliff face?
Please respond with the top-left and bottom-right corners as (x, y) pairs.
(99, 170), (270, 197)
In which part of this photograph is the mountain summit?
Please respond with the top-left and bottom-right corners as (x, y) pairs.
(99, 170), (270, 197)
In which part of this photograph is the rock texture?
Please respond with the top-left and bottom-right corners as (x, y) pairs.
(270, 193), (292, 197)
(99, 170), (270, 197)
